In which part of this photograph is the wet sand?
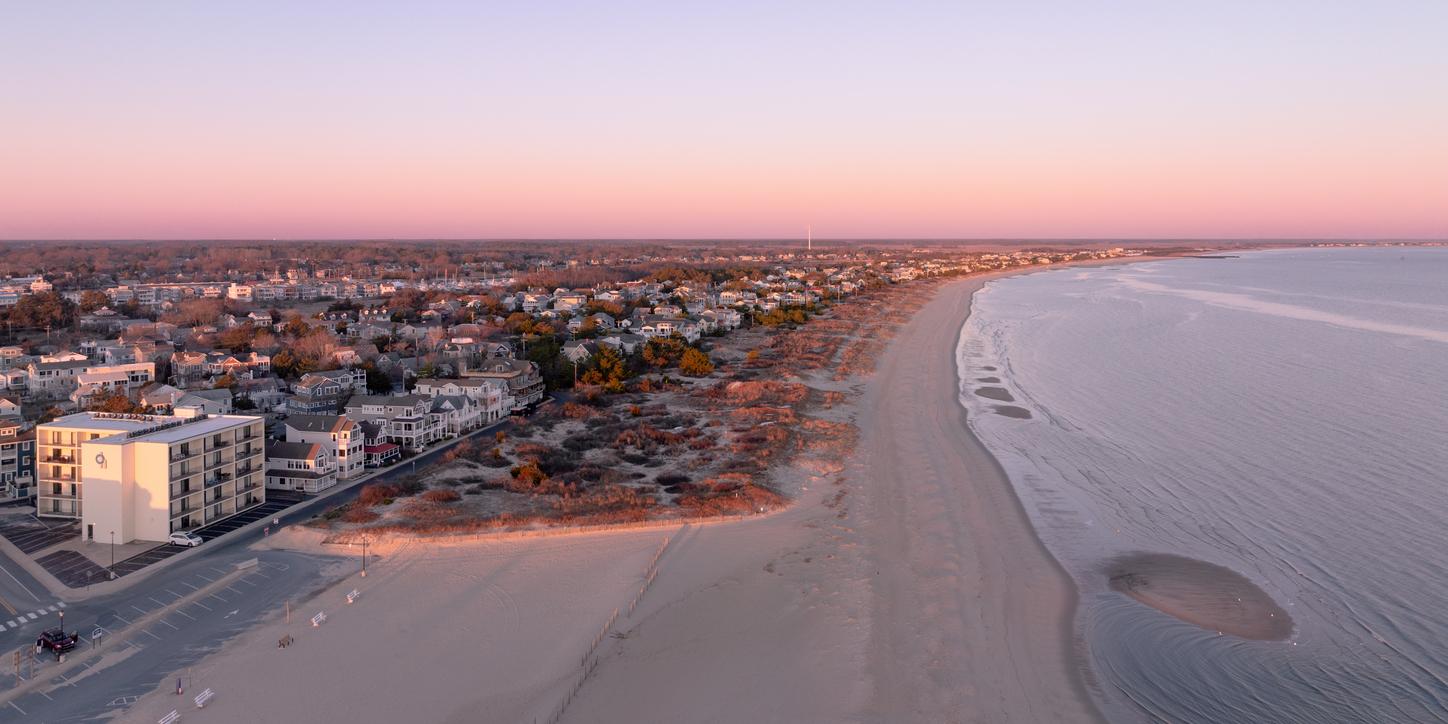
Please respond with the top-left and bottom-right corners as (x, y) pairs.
(1106, 552), (1294, 640)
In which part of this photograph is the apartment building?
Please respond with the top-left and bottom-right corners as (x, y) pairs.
(37, 410), (265, 544)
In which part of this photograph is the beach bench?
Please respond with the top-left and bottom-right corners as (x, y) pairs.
(346, 589), (359, 604)
(194, 688), (215, 708)
(158, 710), (180, 724)
(311, 611), (327, 627)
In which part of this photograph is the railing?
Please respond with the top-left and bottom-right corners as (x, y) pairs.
(170, 448), (197, 462)
(42, 455), (76, 464)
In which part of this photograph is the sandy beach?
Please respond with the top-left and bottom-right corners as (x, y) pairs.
(119, 272), (1099, 724)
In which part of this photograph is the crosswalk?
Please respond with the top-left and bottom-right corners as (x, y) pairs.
(0, 601), (66, 632)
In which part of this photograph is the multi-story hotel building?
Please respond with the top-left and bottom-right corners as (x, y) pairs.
(36, 410), (265, 544)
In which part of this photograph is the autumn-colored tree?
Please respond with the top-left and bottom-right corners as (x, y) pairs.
(679, 348), (715, 377)
(579, 347), (629, 393)
(78, 290), (111, 312)
(87, 389), (148, 414)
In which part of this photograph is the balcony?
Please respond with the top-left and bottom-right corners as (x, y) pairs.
(41, 454), (76, 464)
(205, 471), (232, 487)
(209, 437), (233, 449)
(170, 448), (199, 463)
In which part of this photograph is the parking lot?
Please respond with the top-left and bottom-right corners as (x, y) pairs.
(195, 497), (297, 541)
(107, 497), (301, 579)
(34, 549), (111, 588)
(0, 517), (80, 554)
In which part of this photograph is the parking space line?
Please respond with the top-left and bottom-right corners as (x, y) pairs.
(157, 618), (179, 630)
(191, 601), (211, 612)
(178, 582), (199, 591)
(164, 589), (184, 599)
(226, 586), (244, 596)
(113, 614), (131, 625)
(131, 605), (149, 616)
(174, 609), (196, 621)
(142, 629), (162, 641)
(195, 573), (215, 582)
(209, 594), (228, 604)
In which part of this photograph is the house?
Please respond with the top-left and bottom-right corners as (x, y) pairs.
(561, 340), (598, 364)
(288, 368), (365, 414)
(176, 389), (234, 415)
(344, 395), (440, 452)
(0, 396), (21, 420)
(359, 420), (401, 468)
(598, 333), (644, 356)
(411, 377), (509, 423)
(236, 377), (287, 412)
(463, 355), (544, 411)
(0, 419), (36, 500)
(284, 414), (365, 480)
(429, 395), (481, 437)
(26, 359), (91, 398)
(264, 440), (338, 494)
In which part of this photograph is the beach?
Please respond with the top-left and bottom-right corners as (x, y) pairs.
(118, 273), (1099, 724)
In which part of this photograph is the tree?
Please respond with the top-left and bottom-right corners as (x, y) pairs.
(642, 337), (686, 368)
(88, 389), (148, 414)
(218, 324), (256, 352)
(213, 374), (238, 390)
(6, 292), (76, 330)
(579, 347), (629, 393)
(282, 314), (311, 338)
(679, 348), (715, 376)
(233, 396), (257, 411)
(363, 363), (393, 394)
(78, 290), (111, 313)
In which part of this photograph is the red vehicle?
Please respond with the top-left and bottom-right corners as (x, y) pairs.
(36, 628), (78, 656)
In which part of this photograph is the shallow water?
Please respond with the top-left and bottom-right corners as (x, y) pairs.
(958, 248), (1448, 723)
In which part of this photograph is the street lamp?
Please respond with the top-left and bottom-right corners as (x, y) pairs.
(58, 609), (64, 634)
(360, 535), (369, 578)
(109, 531), (115, 579)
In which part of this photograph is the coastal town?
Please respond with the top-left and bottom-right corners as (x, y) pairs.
(0, 240), (1148, 722)
(0, 242), (1138, 547)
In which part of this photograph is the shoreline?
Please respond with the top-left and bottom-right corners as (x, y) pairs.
(858, 268), (1110, 722)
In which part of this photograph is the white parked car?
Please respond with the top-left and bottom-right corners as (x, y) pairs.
(168, 531), (203, 547)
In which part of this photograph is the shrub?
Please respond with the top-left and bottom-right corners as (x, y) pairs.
(422, 489), (462, 503)
(358, 483), (397, 507)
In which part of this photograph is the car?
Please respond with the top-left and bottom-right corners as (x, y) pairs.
(36, 628), (78, 655)
(168, 531), (203, 547)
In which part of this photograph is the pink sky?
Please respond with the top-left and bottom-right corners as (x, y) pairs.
(3, 2), (1446, 240)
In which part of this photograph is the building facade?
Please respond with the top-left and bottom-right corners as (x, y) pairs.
(37, 411), (265, 544)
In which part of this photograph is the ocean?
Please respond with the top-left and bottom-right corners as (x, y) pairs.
(957, 247), (1448, 723)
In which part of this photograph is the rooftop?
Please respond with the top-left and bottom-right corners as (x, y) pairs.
(47, 411), (260, 445)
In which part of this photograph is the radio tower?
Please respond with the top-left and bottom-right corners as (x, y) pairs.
(807, 225), (812, 252)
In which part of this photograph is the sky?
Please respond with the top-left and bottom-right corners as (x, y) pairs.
(2, 1), (1446, 240)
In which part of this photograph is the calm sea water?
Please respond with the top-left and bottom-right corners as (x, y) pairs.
(958, 247), (1448, 723)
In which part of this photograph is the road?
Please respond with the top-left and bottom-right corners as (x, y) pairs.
(0, 414), (518, 721)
